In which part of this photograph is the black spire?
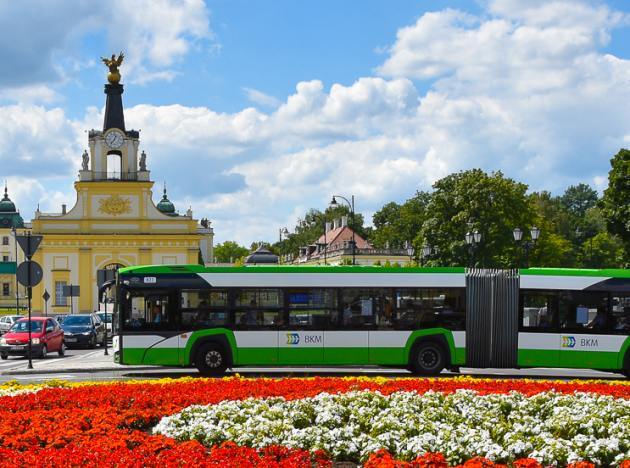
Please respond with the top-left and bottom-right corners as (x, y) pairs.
(103, 83), (126, 132)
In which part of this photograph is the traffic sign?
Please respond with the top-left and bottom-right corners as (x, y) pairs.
(16, 234), (43, 259)
(42, 290), (50, 302)
(16, 261), (43, 287)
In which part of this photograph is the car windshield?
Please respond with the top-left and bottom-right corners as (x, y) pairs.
(63, 316), (91, 326)
(97, 313), (112, 323)
(10, 320), (43, 333)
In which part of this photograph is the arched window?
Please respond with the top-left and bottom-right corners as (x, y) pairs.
(107, 152), (122, 179)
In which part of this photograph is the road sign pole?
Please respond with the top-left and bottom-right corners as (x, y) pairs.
(26, 234), (33, 369)
(103, 296), (109, 356)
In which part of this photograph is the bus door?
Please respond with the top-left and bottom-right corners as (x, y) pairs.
(123, 290), (181, 365)
(233, 289), (281, 365)
(518, 292), (559, 367)
(557, 291), (620, 369)
(279, 290), (330, 365)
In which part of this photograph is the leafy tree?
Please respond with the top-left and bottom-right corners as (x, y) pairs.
(419, 169), (536, 268)
(214, 241), (249, 263)
(371, 191), (431, 250)
(600, 148), (630, 257)
(560, 183), (598, 218)
(578, 232), (625, 268)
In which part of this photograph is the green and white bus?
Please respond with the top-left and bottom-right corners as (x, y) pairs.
(104, 265), (630, 376)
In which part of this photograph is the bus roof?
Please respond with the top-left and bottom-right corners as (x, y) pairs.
(117, 264), (630, 279)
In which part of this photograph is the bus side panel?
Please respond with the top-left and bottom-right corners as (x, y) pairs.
(324, 331), (369, 364)
(121, 334), (179, 365)
(368, 331), (411, 365)
(233, 331), (278, 365)
(558, 334), (627, 370)
(517, 333), (559, 367)
(279, 330), (323, 364)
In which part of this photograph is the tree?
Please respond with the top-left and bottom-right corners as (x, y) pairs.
(419, 169), (536, 267)
(371, 191), (431, 250)
(560, 183), (598, 218)
(600, 148), (630, 258)
(214, 241), (249, 263)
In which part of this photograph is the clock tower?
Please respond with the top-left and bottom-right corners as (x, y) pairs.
(29, 54), (214, 313)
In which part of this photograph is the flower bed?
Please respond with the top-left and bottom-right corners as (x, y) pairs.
(0, 376), (627, 467)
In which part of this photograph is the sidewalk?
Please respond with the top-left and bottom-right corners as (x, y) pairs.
(1, 350), (160, 375)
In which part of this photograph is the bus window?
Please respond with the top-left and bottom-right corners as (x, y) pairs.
(396, 289), (465, 331)
(287, 289), (337, 329)
(234, 289), (282, 329)
(521, 292), (556, 330)
(610, 295), (630, 333)
(123, 291), (174, 330)
(341, 289), (384, 328)
(180, 289), (229, 329)
(559, 292), (610, 332)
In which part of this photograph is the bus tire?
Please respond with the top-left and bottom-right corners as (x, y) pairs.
(409, 340), (446, 376)
(195, 342), (228, 376)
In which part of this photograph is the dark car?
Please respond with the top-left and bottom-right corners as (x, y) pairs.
(0, 317), (65, 359)
(61, 314), (106, 348)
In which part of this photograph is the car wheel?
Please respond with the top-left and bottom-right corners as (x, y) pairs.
(40, 345), (47, 359)
(0, 353), (7, 360)
(409, 341), (446, 376)
(195, 342), (228, 376)
(58, 342), (66, 357)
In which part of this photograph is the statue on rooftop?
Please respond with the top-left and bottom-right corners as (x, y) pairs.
(81, 150), (89, 171)
(101, 52), (124, 84)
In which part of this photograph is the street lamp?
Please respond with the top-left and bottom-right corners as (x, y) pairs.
(330, 194), (356, 265)
(278, 227), (289, 242)
(404, 241), (415, 263)
(465, 229), (481, 268)
(513, 226), (540, 268)
(11, 227), (20, 313)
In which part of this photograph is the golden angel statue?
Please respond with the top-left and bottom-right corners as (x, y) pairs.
(101, 52), (125, 84)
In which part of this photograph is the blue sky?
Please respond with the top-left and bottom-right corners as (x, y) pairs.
(0, 0), (629, 245)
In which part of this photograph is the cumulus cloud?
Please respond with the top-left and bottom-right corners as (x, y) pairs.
(243, 88), (281, 108)
(1, 0), (629, 246)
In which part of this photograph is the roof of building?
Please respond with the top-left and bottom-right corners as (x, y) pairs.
(156, 186), (176, 215)
(245, 246), (279, 264)
(0, 186), (16, 213)
(315, 225), (372, 249)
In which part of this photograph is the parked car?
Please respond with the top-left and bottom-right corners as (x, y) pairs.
(0, 317), (65, 359)
(0, 315), (24, 334)
(95, 312), (113, 333)
(53, 314), (68, 324)
(61, 314), (106, 348)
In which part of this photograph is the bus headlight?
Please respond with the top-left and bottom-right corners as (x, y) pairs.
(31, 338), (40, 344)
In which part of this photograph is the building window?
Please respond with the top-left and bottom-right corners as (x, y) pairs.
(55, 281), (68, 306)
(2, 255), (8, 262)
(2, 283), (9, 297)
(1, 237), (8, 246)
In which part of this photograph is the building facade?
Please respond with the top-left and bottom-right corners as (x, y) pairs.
(0, 187), (28, 310)
(25, 62), (213, 314)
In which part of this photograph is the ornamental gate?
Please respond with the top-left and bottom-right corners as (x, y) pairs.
(465, 269), (519, 368)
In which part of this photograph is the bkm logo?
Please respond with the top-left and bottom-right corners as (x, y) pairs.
(561, 336), (576, 348)
(286, 333), (300, 345)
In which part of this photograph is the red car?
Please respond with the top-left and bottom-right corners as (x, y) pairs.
(0, 317), (66, 359)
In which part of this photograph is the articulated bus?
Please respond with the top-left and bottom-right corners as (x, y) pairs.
(103, 265), (630, 376)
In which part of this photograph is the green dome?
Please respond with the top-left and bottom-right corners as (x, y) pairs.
(157, 187), (176, 214)
(0, 186), (16, 213)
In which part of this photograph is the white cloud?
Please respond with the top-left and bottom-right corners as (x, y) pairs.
(243, 88), (281, 108)
(1, 0), (629, 247)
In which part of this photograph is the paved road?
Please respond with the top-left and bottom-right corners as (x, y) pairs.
(0, 347), (626, 384)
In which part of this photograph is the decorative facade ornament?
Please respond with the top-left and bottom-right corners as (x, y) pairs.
(98, 194), (132, 216)
(81, 150), (89, 171)
(101, 52), (124, 84)
(139, 150), (147, 171)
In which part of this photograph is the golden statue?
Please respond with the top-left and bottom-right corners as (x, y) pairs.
(101, 52), (125, 84)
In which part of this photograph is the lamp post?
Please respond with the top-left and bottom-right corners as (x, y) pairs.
(513, 226), (540, 268)
(465, 229), (481, 268)
(330, 194), (356, 265)
(404, 241), (415, 264)
(278, 227), (288, 243)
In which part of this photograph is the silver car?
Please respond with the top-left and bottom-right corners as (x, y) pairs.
(0, 315), (24, 334)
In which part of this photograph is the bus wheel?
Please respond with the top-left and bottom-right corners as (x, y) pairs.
(195, 343), (228, 376)
(410, 341), (446, 376)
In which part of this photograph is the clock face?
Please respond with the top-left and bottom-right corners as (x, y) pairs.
(105, 130), (124, 149)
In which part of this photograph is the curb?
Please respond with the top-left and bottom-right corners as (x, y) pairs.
(2, 366), (161, 376)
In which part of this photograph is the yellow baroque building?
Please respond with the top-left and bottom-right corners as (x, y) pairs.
(28, 67), (213, 314)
